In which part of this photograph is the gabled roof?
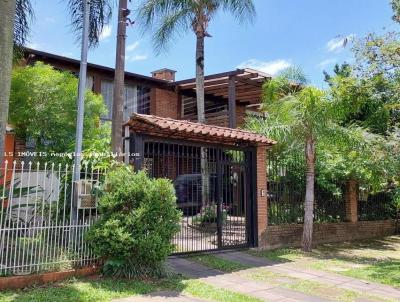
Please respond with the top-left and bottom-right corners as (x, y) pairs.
(125, 114), (276, 147)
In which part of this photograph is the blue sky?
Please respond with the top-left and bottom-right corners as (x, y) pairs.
(28, 0), (396, 86)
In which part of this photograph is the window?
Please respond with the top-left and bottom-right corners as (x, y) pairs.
(137, 85), (151, 115)
(86, 76), (94, 91)
(100, 81), (151, 121)
(100, 80), (113, 120)
(124, 84), (137, 121)
(181, 95), (227, 118)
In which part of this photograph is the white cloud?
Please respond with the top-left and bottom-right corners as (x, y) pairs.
(99, 25), (112, 41)
(128, 54), (148, 62)
(237, 59), (291, 75)
(317, 58), (337, 68)
(126, 41), (140, 52)
(326, 34), (354, 53)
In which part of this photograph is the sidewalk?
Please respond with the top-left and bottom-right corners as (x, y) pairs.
(168, 251), (400, 302)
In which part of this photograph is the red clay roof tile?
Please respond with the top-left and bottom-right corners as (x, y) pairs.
(125, 114), (276, 146)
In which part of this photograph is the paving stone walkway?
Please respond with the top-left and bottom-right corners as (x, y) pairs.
(168, 251), (400, 302)
(168, 256), (331, 302)
(112, 291), (207, 302)
(215, 251), (400, 301)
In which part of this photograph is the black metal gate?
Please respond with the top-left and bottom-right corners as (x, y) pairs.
(139, 138), (255, 253)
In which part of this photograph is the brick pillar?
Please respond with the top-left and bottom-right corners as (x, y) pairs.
(256, 145), (268, 247)
(345, 179), (358, 223)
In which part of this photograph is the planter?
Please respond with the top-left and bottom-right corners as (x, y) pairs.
(0, 266), (99, 290)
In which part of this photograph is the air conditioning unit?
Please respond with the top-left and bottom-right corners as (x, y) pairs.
(76, 179), (98, 209)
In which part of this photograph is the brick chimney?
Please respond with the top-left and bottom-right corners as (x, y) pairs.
(151, 68), (176, 82)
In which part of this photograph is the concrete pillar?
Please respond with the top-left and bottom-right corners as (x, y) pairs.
(345, 179), (358, 223)
(256, 145), (268, 246)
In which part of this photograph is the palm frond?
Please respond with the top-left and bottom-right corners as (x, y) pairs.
(14, 0), (34, 47)
(136, 0), (193, 52)
(152, 8), (192, 53)
(68, 0), (115, 48)
(220, 0), (256, 23)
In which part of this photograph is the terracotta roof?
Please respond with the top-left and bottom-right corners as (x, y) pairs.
(125, 114), (276, 147)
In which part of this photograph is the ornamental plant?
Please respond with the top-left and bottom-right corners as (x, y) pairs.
(86, 164), (181, 279)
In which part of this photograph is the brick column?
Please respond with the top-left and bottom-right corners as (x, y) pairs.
(256, 145), (268, 247)
(345, 179), (358, 223)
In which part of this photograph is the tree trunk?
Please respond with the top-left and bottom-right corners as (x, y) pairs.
(196, 33), (209, 206)
(111, 0), (128, 160)
(302, 136), (315, 252)
(0, 0), (16, 164)
(196, 34), (205, 124)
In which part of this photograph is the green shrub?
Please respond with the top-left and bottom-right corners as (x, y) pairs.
(193, 204), (227, 226)
(86, 165), (181, 279)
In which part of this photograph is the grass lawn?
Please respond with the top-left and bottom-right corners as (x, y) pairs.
(189, 254), (250, 272)
(249, 235), (400, 288)
(188, 253), (396, 302)
(0, 275), (263, 302)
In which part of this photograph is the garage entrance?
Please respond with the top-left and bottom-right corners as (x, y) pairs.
(124, 114), (275, 254)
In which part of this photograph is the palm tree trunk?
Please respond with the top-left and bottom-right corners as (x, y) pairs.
(111, 0), (127, 160)
(196, 34), (205, 124)
(302, 136), (315, 252)
(196, 33), (209, 207)
(0, 0), (16, 164)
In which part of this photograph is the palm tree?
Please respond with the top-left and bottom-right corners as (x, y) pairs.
(0, 0), (17, 165)
(137, 0), (256, 124)
(136, 0), (255, 210)
(246, 68), (330, 251)
(0, 0), (114, 163)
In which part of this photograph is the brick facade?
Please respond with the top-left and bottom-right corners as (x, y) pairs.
(345, 180), (358, 223)
(236, 104), (247, 128)
(150, 88), (179, 119)
(256, 145), (268, 246)
(261, 220), (396, 250)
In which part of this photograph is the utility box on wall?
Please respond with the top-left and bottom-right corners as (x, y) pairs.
(76, 179), (98, 209)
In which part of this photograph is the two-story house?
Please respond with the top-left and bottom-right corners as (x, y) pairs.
(23, 48), (269, 129)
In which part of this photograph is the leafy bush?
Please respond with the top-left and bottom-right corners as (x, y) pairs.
(9, 62), (110, 163)
(193, 204), (227, 226)
(86, 165), (181, 279)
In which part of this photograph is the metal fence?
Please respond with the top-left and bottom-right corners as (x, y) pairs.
(358, 189), (396, 221)
(142, 139), (253, 253)
(0, 161), (103, 276)
(267, 152), (396, 225)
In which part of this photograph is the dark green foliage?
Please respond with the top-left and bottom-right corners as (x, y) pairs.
(86, 165), (181, 279)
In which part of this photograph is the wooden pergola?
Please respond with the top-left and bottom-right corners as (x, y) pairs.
(171, 69), (271, 128)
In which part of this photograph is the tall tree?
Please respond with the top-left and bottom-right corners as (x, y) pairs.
(246, 68), (330, 251)
(136, 0), (255, 211)
(137, 0), (255, 124)
(111, 0), (129, 157)
(0, 0), (114, 163)
(0, 0), (17, 164)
